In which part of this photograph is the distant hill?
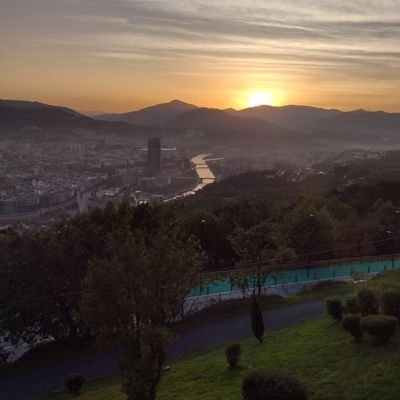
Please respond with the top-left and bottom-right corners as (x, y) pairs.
(314, 109), (400, 135)
(231, 105), (341, 130)
(3, 99), (400, 150)
(232, 104), (400, 147)
(0, 100), (84, 117)
(0, 106), (96, 129)
(0, 100), (161, 138)
(95, 100), (198, 125)
(164, 107), (296, 143)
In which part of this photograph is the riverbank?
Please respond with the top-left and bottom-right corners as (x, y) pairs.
(164, 153), (216, 201)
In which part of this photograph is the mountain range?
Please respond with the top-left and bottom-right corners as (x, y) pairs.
(95, 100), (400, 137)
(0, 100), (162, 138)
(95, 99), (197, 125)
(1, 99), (400, 149)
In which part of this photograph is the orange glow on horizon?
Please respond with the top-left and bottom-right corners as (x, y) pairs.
(247, 91), (274, 108)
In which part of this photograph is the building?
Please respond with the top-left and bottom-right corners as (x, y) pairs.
(147, 137), (161, 176)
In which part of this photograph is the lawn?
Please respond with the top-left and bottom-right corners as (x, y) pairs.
(42, 316), (400, 400)
(41, 271), (400, 400)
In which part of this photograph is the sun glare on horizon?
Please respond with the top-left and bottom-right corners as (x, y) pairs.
(248, 91), (274, 108)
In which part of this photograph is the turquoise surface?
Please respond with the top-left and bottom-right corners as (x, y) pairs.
(187, 256), (400, 298)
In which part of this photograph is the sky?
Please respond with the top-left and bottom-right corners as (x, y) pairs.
(1, 0), (400, 113)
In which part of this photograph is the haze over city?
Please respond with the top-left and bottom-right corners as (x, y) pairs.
(2, 0), (400, 113)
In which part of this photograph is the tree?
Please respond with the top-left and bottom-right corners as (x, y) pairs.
(251, 292), (264, 343)
(0, 203), (134, 347)
(186, 209), (233, 268)
(230, 220), (295, 295)
(81, 221), (200, 400)
(0, 229), (85, 345)
(283, 201), (338, 260)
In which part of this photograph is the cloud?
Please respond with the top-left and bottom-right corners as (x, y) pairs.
(1, 0), (400, 110)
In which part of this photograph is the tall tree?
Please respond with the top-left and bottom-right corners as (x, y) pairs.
(0, 202), (134, 347)
(230, 220), (296, 294)
(81, 221), (200, 400)
(283, 201), (338, 260)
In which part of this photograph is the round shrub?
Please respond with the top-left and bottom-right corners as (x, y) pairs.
(326, 297), (342, 321)
(357, 288), (379, 316)
(381, 288), (400, 319)
(342, 314), (363, 341)
(225, 344), (241, 369)
(65, 374), (85, 397)
(360, 315), (398, 345)
(242, 370), (308, 400)
(345, 296), (360, 314)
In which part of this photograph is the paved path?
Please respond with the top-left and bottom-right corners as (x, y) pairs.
(0, 298), (326, 400)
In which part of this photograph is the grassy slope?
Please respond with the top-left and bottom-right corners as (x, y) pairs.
(42, 317), (400, 400)
(42, 273), (400, 400)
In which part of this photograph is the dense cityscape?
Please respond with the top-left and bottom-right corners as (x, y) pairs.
(0, 135), (199, 224)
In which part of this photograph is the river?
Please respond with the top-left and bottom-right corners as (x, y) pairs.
(165, 153), (216, 201)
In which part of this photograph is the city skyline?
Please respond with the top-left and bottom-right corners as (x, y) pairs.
(1, 1), (400, 113)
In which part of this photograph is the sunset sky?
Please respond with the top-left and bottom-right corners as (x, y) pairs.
(1, 0), (400, 113)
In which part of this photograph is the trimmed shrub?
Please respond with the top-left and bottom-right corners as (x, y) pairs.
(345, 296), (360, 314)
(357, 288), (379, 316)
(65, 374), (85, 397)
(342, 314), (363, 341)
(225, 344), (241, 369)
(242, 370), (308, 400)
(381, 288), (400, 319)
(326, 297), (342, 321)
(360, 315), (398, 345)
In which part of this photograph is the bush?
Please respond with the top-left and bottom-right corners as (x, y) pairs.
(242, 370), (308, 400)
(342, 314), (363, 340)
(345, 296), (360, 314)
(357, 288), (379, 316)
(360, 315), (398, 345)
(225, 344), (241, 369)
(326, 297), (342, 321)
(381, 288), (400, 319)
(65, 374), (85, 397)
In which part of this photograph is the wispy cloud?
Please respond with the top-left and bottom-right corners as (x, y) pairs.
(1, 0), (399, 111)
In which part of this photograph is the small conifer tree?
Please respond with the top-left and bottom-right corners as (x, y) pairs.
(251, 292), (264, 343)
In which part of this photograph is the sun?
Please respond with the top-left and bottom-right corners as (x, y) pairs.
(248, 91), (273, 107)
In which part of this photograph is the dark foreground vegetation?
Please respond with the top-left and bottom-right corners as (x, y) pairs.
(3, 166), (400, 399)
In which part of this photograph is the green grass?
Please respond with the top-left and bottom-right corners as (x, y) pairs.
(362, 268), (400, 291)
(42, 317), (400, 400)
(42, 271), (400, 400)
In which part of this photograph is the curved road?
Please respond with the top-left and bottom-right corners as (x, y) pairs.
(0, 298), (325, 400)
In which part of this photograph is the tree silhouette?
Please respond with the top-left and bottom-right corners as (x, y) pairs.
(251, 292), (264, 343)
